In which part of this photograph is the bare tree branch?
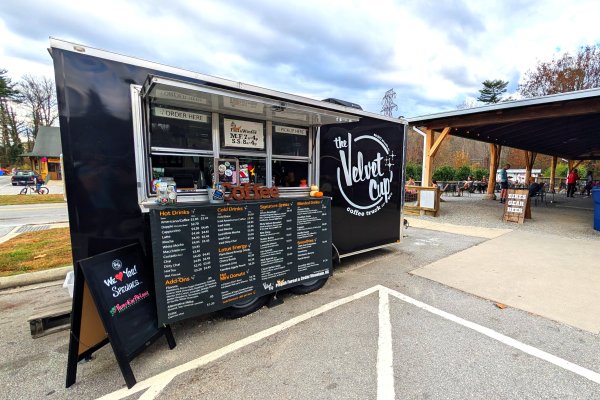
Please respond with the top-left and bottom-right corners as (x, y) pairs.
(519, 45), (600, 97)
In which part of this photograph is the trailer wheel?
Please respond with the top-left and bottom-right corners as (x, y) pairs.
(331, 244), (340, 266)
(288, 276), (329, 295)
(220, 294), (269, 319)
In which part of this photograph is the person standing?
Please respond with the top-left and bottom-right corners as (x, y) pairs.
(584, 171), (593, 196)
(566, 169), (579, 197)
(499, 163), (510, 203)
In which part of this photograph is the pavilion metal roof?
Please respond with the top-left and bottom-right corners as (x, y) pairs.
(407, 88), (600, 160)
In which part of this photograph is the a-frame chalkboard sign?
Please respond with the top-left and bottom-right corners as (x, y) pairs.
(66, 243), (175, 389)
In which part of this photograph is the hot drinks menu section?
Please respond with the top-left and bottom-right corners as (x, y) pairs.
(149, 198), (332, 324)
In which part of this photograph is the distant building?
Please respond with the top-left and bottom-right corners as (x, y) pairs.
(22, 126), (63, 180)
(496, 168), (541, 184)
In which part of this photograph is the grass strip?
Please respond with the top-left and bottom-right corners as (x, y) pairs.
(0, 194), (65, 206)
(0, 228), (72, 276)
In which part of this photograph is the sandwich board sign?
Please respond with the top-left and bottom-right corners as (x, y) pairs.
(66, 243), (176, 389)
(503, 189), (531, 223)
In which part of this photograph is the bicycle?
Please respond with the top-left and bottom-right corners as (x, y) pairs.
(19, 184), (49, 195)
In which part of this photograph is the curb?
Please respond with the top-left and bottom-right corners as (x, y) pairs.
(0, 265), (73, 291)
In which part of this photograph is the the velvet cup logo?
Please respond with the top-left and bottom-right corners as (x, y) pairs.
(334, 132), (395, 217)
(112, 259), (122, 271)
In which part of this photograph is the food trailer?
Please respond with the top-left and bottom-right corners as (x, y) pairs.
(50, 39), (406, 387)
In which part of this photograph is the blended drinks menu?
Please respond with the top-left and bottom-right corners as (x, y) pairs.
(149, 198), (331, 324)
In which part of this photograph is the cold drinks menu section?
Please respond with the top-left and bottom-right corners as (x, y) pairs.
(149, 198), (332, 324)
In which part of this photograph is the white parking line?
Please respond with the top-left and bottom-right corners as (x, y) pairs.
(385, 287), (600, 385)
(96, 286), (600, 400)
(96, 286), (381, 400)
(377, 288), (395, 400)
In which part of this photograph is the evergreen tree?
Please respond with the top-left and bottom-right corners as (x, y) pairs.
(0, 70), (22, 167)
(0, 69), (17, 98)
(478, 79), (508, 103)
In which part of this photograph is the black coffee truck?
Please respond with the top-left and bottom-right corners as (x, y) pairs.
(50, 39), (406, 388)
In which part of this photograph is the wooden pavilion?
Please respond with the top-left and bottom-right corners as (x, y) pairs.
(407, 88), (600, 197)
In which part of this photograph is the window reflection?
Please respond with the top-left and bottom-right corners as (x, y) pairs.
(238, 157), (266, 185)
(151, 155), (213, 192)
(150, 105), (212, 151)
(272, 160), (308, 187)
(272, 125), (308, 156)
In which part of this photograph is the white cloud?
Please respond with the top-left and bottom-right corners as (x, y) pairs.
(1, 0), (600, 117)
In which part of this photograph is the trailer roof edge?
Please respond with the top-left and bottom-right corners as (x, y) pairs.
(49, 37), (406, 125)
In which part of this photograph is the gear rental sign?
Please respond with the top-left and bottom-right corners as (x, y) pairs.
(319, 117), (404, 255)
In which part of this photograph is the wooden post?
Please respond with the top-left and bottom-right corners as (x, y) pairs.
(523, 151), (537, 184)
(422, 129), (434, 187)
(549, 156), (557, 192)
(486, 144), (501, 199)
(422, 127), (450, 187)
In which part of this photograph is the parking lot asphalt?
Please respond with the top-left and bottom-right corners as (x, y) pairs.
(2, 226), (600, 400)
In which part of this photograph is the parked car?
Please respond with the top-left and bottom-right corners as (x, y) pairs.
(11, 170), (39, 186)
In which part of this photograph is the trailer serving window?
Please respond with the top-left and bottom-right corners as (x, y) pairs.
(150, 106), (213, 150)
(272, 124), (310, 187)
(133, 76), (359, 208)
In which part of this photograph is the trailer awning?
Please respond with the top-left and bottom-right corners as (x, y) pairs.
(141, 76), (360, 126)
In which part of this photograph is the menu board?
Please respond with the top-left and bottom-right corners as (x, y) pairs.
(149, 198), (332, 324)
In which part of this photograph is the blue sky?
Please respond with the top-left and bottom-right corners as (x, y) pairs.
(1, 0), (599, 117)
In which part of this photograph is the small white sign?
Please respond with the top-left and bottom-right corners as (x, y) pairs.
(154, 89), (208, 105)
(274, 125), (307, 136)
(153, 107), (209, 123)
(420, 190), (435, 209)
(223, 97), (264, 114)
(224, 118), (264, 149)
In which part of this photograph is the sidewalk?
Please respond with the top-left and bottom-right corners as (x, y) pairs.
(411, 229), (600, 334)
(407, 195), (600, 334)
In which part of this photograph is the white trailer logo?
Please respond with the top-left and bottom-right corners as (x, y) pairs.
(334, 132), (395, 217)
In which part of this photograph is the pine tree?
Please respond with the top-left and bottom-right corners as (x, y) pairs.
(0, 70), (23, 166)
(477, 79), (508, 103)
